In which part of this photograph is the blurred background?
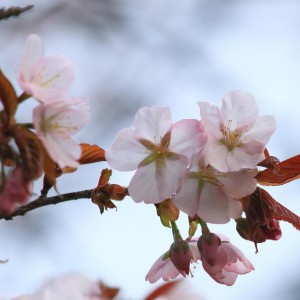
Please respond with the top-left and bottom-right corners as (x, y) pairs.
(1, 0), (300, 299)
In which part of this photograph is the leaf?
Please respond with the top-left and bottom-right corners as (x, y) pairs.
(98, 281), (119, 299)
(40, 148), (61, 196)
(274, 201), (300, 231)
(144, 280), (181, 300)
(256, 155), (300, 186)
(78, 143), (106, 164)
(0, 69), (18, 126)
(12, 126), (44, 181)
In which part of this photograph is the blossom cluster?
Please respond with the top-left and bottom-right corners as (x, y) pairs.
(0, 34), (89, 214)
(105, 91), (278, 284)
(106, 91), (276, 223)
(17, 34), (90, 169)
(1, 32), (300, 294)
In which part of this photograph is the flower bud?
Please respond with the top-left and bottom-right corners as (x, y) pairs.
(156, 199), (179, 227)
(169, 239), (193, 277)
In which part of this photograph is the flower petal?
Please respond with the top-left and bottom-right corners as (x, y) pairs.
(169, 119), (207, 157)
(198, 101), (223, 139)
(18, 34), (44, 82)
(128, 162), (160, 203)
(221, 90), (258, 128)
(105, 128), (148, 171)
(156, 155), (189, 200)
(133, 106), (172, 142)
(28, 56), (76, 101)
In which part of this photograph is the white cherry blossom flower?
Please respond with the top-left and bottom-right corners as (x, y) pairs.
(198, 90), (276, 172)
(17, 34), (76, 102)
(105, 106), (207, 204)
(32, 97), (89, 168)
(172, 149), (257, 224)
(145, 237), (200, 283)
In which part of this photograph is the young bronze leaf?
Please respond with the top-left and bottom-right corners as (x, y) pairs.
(256, 155), (300, 186)
(41, 148), (61, 195)
(144, 280), (181, 300)
(12, 126), (44, 181)
(274, 201), (300, 231)
(78, 143), (106, 164)
(0, 69), (18, 125)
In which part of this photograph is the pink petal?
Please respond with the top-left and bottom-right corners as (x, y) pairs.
(40, 132), (81, 168)
(128, 162), (161, 203)
(220, 91), (259, 129)
(133, 106), (172, 142)
(18, 34), (44, 82)
(226, 141), (264, 171)
(198, 101), (223, 139)
(220, 169), (257, 199)
(243, 115), (276, 144)
(105, 128), (148, 171)
(172, 174), (200, 217)
(156, 155), (189, 200)
(205, 139), (229, 172)
(169, 119), (207, 157)
(145, 255), (180, 284)
(29, 56), (76, 101)
(197, 185), (232, 224)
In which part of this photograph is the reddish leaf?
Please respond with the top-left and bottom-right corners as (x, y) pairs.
(78, 143), (105, 164)
(144, 280), (181, 300)
(97, 169), (112, 187)
(12, 126), (44, 181)
(98, 281), (119, 299)
(256, 155), (300, 186)
(274, 201), (300, 231)
(0, 69), (18, 126)
(41, 148), (61, 195)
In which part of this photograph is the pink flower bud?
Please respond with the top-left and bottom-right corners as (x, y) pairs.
(169, 240), (193, 277)
(197, 233), (254, 286)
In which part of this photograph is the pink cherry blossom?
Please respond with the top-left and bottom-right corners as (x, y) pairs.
(12, 273), (105, 300)
(32, 97), (90, 168)
(198, 90), (276, 172)
(105, 106), (207, 204)
(0, 167), (33, 215)
(146, 237), (200, 283)
(172, 149), (257, 224)
(198, 233), (254, 286)
(17, 34), (76, 102)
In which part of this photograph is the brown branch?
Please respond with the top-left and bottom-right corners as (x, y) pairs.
(0, 189), (93, 221)
(0, 5), (34, 21)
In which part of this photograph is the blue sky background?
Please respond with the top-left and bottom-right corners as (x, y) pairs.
(1, 1), (300, 299)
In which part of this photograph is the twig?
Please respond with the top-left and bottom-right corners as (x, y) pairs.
(0, 189), (93, 221)
(0, 5), (34, 21)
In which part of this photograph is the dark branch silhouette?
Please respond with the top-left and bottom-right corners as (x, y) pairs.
(0, 189), (93, 221)
(0, 5), (34, 21)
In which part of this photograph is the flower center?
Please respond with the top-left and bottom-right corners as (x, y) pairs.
(138, 132), (174, 166)
(221, 120), (247, 151)
(190, 166), (225, 189)
(41, 114), (77, 134)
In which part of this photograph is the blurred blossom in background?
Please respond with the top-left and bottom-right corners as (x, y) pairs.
(1, 0), (300, 299)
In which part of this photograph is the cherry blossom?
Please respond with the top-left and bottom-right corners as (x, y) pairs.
(145, 237), (200, 283)
(32, 97), (89, 168)
(17, 34), (76, 102)
(12, 273), (104, 300)
(198, 90), (276, 172)
(0, 167), (33, 215)
(197, 233), (254, 286)
(105, 106), (207, 204)
(172, 149), (257, 224)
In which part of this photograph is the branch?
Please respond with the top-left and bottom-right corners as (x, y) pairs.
(0, 5), (34, 21)
(0, 189), (93, 221)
